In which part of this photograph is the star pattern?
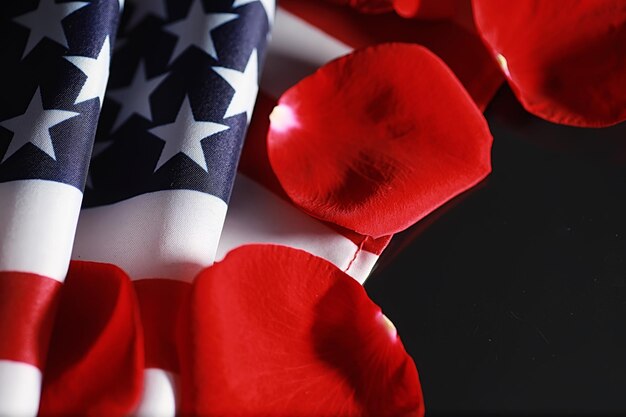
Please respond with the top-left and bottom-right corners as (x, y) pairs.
(83, 2), (272, 204)
(0, 0), (272, 201)
(0, 0), (123, 191)
(163, 0), (238, 63)
(12, 0), (88, 59)
(149, 96), (229, 172)
(213, 49), (259, 123)
(66, 36), (112, 108)
(0, 88), (79, 162)
(106, 60), (168, 132)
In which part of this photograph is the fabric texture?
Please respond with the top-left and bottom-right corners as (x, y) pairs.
(0, 0), (502, 414)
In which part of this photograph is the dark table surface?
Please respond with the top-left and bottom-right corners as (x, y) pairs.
(365, 85), (626, 417)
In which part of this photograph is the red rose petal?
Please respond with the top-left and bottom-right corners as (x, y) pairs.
(473, 0), (626, 127)
(39, 261), (144, 417)
(240, 91), (396, 255)
(267, 43), (492, 238)
(179, 244), (424, 417)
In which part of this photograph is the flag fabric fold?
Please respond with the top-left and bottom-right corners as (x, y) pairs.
(70, 0), (274, 414)
(39, 260), (144, 417)
(0, 0), (121, 413)
(0, 0), (500, 415)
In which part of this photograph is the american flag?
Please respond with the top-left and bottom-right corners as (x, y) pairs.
(0, 0), (499, 414)
(0, 0), (123, 415)
(0, 0), (272, 414)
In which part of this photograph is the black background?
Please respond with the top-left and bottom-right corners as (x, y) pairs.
(366, 85), (626, 417)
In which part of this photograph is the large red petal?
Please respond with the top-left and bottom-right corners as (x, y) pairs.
(39, 261), (144, 417)
(473, 0), (626, 127)
(267, 43), (492, 238)
(179, 244), (424, 417)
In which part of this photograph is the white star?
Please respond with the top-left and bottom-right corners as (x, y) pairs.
(65, 36), (112, 108)
(149, 96), (229, 172)
(213, 49), (259, 123)
(107, 61), (167, 132)
(232, 0), (274, 24)
(13, 0), (88, 59)
(125, 0), (167, 30)
(0, 88), (79, 162)
(163, 0), (237, 63)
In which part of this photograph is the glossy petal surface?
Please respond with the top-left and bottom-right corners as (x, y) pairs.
(473, 0), (626, 127)
(179, 244), (424, 417)
(268, 43), (492, 237)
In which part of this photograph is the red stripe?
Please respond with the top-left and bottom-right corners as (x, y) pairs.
(0, 271), (61, 368)
(133, 279), (191, 372)
(40, 261), (144, 416)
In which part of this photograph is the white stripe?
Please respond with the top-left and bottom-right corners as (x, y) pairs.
(346, 249), (380, 285)
(217, 174), (378, 282)
(72, 190), (228, 281)
(0, 360), (42, 417)
(0, 180), (82, 282)
(132, 368), (177, 417)
(260, 7), (352, 98)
